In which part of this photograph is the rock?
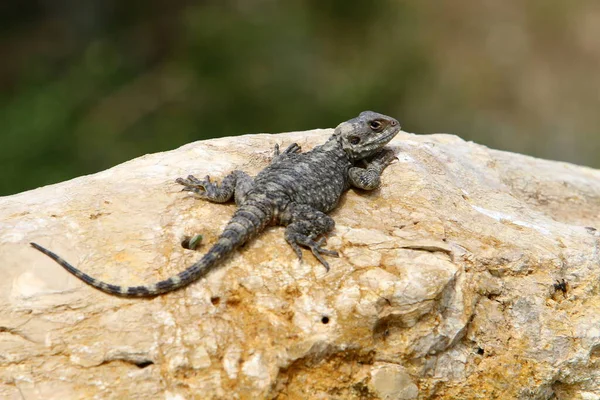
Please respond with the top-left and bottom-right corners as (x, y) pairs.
(369, 363), (419, 400)
(2, 128), (600, 399)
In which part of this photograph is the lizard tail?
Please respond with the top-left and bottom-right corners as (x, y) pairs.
(30, 202), (272, 297)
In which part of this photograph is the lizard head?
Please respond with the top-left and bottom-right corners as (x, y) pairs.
(335, 111), (401, 160)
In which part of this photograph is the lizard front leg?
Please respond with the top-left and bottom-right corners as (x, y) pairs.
(176, 170), (254, 205)
(348, 148), (396, 190)
(281, 203), (339, 271)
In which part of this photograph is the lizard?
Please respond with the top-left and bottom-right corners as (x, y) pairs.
(30, 111), (401, 297)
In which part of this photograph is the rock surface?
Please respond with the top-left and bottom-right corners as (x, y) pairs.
(2, 128), (600, 399)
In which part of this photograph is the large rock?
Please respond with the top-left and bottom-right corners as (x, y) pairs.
(2, 128), (600, 399)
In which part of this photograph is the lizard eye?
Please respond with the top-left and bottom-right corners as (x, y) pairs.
(369, 120), (383, 132)
(349, 136), (361, 145)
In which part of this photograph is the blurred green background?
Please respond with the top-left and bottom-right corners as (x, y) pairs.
(2, 1), (600, 196)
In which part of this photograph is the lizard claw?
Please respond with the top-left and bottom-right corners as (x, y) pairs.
(287, 235), (338, 272)
(290, 242), (304, 261)
(373, 149), (397, 167)
(313, 238), (339, 257)
(176, 175), (212, 196)
(273, 143), (302, 162)
(283, 143), (301, 155)
(308, 238), (338, 271)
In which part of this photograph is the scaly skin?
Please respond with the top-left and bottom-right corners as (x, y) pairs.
(30, 111), (401, 297)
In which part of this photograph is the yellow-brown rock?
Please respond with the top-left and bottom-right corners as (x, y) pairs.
(2, 129), (600, 399)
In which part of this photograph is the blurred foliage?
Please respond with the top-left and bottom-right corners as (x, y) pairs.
(2, 0), (600, 195)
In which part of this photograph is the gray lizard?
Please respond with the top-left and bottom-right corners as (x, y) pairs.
(30, 111), (401, 297)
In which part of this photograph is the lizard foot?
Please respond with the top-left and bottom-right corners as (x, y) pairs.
(282, 143), (302, 155)
(286, 235), (338, 271)
(273, 143), (302, 160)
(366, 148), (397, 168)
(176, 175), (215, 197)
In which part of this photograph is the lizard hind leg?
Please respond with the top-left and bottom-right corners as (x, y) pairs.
(282, 204), (339, 271)
(176, 170), (254, 205)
